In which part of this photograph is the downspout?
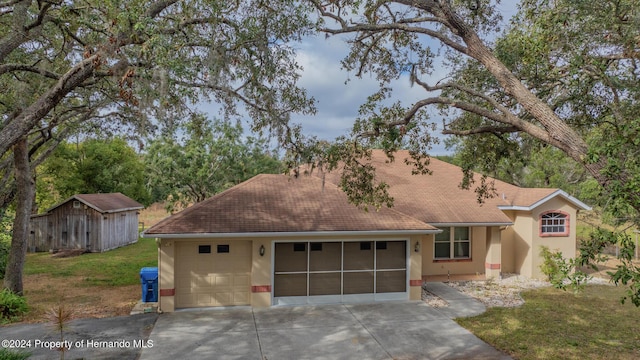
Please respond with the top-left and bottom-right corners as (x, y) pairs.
(156, 238), (163, 313)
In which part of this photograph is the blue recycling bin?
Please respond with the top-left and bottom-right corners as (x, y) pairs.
(140, 267), (158, 303)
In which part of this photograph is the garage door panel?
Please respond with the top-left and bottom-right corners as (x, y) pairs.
(309, 242), (341, 271)
(274, 273), (306, 297)
(309, 273), (341, 295)
(376, 241), (406, 269)
(343, 271), (374, 295)
(274, 243), (307, 272)
(376, 270), (406, 293)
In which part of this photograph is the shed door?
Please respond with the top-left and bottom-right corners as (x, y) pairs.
(175, 241), (251, 308)
(66, 215), (86, 249)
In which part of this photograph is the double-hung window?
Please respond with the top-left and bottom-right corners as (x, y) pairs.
(434, 227), (471, 260)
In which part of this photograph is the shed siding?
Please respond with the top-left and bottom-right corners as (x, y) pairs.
(28, 198), (140, 252)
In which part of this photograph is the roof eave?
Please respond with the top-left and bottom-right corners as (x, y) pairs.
(142, 229), (441, 239)
(499, 190), (592, 211)
(427, 222), (513, 227)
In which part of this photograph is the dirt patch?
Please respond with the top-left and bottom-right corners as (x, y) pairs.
(50, 249), (90, 258)
(21, 274), (139, 323)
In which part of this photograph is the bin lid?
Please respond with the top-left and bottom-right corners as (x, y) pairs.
(140, 267), (158, 281)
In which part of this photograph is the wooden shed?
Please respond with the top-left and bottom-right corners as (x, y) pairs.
(28, 193), (144, 253)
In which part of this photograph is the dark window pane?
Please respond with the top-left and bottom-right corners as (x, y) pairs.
(435, 227), (450, 242)
(376, 241), (387, 250)
(198, 245), (211, 254)
(293, 243), (306, 252)
(310, 243), (322, 251)
(217, 244), (229, 253)
(360, 242), (372, 250)
(434, 243), (450, 258)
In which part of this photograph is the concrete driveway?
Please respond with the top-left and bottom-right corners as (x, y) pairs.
(0, 284), (511, 359)
(140, 293), (511, 360)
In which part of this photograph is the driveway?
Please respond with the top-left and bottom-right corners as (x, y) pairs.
(140, 289), (511, 360)
(0, 284), (511, 359)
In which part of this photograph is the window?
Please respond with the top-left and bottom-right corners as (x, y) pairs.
(360, 242), (372, 251)
(198, 245), (211, 254)
(293, 243), (306, 252)
(310, 243), (323, 251)
(217, 244), (230, 253)
(540, 211), (569, 236)
(73, 201), (81, 209)
(434, 227), (471, 260)
(376, 241), (387, 250)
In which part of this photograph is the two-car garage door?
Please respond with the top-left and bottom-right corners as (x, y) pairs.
(273, 240), (408, 305)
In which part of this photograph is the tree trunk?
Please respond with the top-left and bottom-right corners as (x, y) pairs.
(3, 138), (35, 295)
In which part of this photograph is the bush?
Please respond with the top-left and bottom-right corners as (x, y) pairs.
(0, 348), (30, 360)
(0, 289), (28, 324)
(539, 245), (590, 292)
(0, 213), (11, 280)
(0, 239), (10, 280)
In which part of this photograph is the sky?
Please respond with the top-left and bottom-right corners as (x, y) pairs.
(200, 2), (520, 156)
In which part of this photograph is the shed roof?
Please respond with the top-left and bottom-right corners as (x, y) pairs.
(144, 174), (437, 236)
(47, 193), (144, 214)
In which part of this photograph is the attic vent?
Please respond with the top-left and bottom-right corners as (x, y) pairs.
(73, 201), (81, 208)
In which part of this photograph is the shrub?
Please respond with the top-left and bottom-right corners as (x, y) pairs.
(0, 289), (28, 324)
(0, 213), (11, 280)
(0, 348), (30, 360)
(539, 245), (590, 292)
(0, 239), (10, 280)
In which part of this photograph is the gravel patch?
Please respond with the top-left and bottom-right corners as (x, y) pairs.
(423, 273), (613, 308)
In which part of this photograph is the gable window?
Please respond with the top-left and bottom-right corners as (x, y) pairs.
(540, 211), (569, 237)
(434, 227), (471, 260)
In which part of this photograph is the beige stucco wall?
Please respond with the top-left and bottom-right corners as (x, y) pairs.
(501, 197), (579, 279)
(421, 227), (487, 277)
(529, 197), (578, 279)
(157, 239), (175, 312)
(500, 211), (516, 273)
(157, 234), (424, 311)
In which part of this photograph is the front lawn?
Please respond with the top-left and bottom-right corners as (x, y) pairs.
(456, 285), (640, 360)
(25, 237), (157, 286)
(18, 237), (157, 322)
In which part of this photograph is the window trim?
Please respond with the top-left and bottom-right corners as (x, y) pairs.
(433, 226), (471, 260)
(539, 210), (570, 237)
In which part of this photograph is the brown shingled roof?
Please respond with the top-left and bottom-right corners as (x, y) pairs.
(49, 193), (144, 213)
(318, 150), (577, 224)
(145, 174), (436, 235)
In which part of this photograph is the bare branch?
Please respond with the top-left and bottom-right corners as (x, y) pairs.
(0, 63), (60, 79)
(442, 125), (520, 136)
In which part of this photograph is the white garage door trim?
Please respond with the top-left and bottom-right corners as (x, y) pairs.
(272, 239), (410, 306)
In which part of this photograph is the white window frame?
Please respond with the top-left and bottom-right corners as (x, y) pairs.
(540, 211), (570, 237)
(434, 227), (471, 260)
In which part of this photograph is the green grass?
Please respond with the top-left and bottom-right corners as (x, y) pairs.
(24, 238), (157, 286)
(456, 285), (640, 360)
